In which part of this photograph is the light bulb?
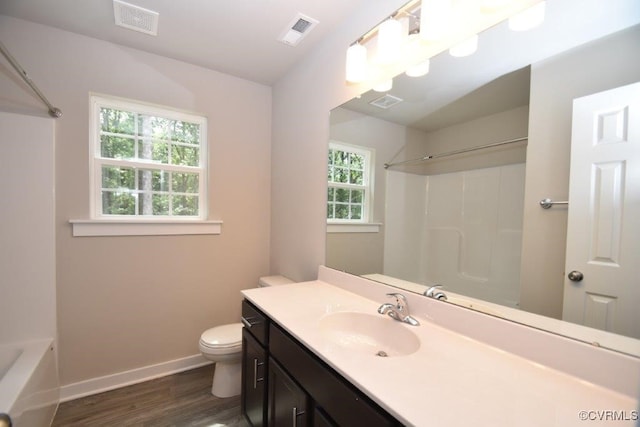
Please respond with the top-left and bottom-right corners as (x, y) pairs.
(345, 43), (368, 83)
(420, 0), (453, 41)
(406, 59), (430, 77)
(373, 79), (393, 92)
(509, 1), (546, 32)
(375, 18), (404, 64)
(449, 34), (478, 57)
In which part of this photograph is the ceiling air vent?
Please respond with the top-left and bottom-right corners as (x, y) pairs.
(278, 13), (319, 46)
(113, 0), (159, 36)
(370, 94), (404, 109)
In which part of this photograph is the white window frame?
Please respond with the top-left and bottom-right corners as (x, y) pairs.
(327, 141), (374, 225)
(70, 94), (221, 237)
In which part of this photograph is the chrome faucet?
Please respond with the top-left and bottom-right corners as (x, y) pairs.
(424, 285), (447, 301)
(377, 292), (420, 326)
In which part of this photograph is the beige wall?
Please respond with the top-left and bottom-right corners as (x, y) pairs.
(406, 105), (529, 175)
(0, 16), (272, 386)
(520, 25), (640, 318)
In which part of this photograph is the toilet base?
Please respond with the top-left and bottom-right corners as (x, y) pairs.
(211, 360), (241, 398)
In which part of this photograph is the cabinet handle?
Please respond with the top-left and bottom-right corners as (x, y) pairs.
(253, 358), (264, 389)
(292, 407), (305, 427)
(241, 316), (260, 328)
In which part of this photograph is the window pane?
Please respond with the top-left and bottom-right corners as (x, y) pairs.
(172, 172), (199, 193)
(350, 154), (364, 169)
(138, 169), (169, 192)
(334, 167), (348, 183)
(350, 205), (362, 220)
(172, 195), (199, 216)
(101, 135), (134, 159)
(351, 190), (363, 203)
(152, 141), (169, 164)
(172, 145), (199, 167)
(102, 166), (134, 189)
(335, 188), (349, 203)
(335, 204), (348, 219)
(138, 193), (169, 216)
(173, 121), (200, 144)
(350, 170), (363, 185)
(102, 191), (135, 215)
(335, 150), (348, 166)
(153, 194), (170, 215)
(138, 115), (171, 140)
(327, 187), (335, 201)
(101, 108), (135, 135)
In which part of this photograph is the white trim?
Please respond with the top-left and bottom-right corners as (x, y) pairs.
(327, 222), (381, 233)
(70, 219), (222, 237)
(59, 354), (211, 402)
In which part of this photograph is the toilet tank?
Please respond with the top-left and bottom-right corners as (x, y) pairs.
(258, 275), (294, 287)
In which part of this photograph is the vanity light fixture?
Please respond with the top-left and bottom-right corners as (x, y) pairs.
(508, 1), (546, 31)
(345, 0), (544, 86)
(449, 34), (479, 57)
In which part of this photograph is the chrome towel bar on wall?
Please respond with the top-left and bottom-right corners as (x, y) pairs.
(539, 198), (569, 209)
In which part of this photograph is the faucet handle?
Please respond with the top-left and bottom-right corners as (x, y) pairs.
(424, 285), (447, 300)
(386, 292), (406, 301)
(386, 292), (407, 309)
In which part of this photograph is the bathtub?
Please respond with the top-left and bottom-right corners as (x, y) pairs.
(0, 339), (59, 427)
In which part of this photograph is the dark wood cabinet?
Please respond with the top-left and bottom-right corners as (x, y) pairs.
(241, 300), (269, 427)
(241, 329), (267, 427)
(241, 299), (400, 427)
(268, 358), (309, 426)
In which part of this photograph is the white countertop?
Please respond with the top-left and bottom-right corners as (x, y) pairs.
(242, 280), (638, 427)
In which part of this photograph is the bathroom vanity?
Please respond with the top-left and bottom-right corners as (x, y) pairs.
(240, 267), (639, 427)
(241, 299), (399, 426)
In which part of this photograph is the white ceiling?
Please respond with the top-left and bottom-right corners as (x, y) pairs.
(0, 0), (368, 85)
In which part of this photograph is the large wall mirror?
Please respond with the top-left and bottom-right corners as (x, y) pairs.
(327, 0), (640, 356)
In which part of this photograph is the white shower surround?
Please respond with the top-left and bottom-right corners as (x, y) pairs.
(0, 112), (59, 424)
(384, 163), (525, 307)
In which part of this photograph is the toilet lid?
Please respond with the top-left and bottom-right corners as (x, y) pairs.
(200, 323), (242, 349)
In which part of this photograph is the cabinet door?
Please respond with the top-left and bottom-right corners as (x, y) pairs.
(242, 329), (267, 427)
(313, 407), (336, 427)
(268, 358), (309, 427)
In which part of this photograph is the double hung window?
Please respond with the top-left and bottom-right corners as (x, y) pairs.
(90, 95), (207, 219)
(327, 142), (373, 223)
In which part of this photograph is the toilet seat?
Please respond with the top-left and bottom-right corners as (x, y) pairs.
(199, 323), (242, 356)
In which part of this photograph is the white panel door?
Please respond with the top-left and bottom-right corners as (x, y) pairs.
(563, 82), (640, 339)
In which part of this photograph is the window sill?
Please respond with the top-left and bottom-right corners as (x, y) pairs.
(327, 222), (382, 233)
(69, 219), (223, 237)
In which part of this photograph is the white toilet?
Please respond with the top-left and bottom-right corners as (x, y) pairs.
(199, 275), (293, 398)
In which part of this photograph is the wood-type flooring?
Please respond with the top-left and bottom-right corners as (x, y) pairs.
(52, 365), (248, 426)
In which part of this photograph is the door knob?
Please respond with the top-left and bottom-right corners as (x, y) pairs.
(568, 270), (584, 282)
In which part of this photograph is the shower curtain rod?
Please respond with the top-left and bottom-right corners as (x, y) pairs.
(384, 136), (527, 169)
(0, 40), (62, 118)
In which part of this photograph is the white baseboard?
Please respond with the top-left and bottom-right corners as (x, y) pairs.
(59, 354), (212, 402)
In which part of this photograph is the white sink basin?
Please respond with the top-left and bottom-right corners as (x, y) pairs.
(319, 311), (420, 357)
